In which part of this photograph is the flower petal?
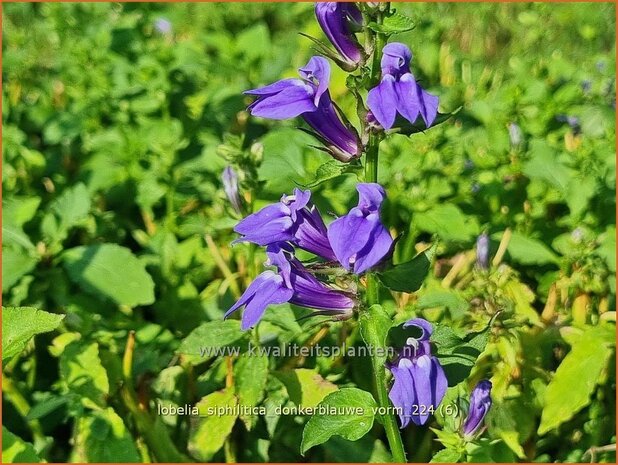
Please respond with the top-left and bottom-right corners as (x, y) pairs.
(249, 83), (316, 119)
(398, 73), (439, 127)
(225, 271), (293, 330)
(327, 208), (376, 271)
(367, 75), (398, 129)
(299, 56), (331, 106)
(356, 183), (386, 212)
(389, 358), (417, 428)
(352, 217), (393, 274)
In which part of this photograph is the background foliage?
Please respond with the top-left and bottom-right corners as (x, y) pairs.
(2, 2), (616, 463)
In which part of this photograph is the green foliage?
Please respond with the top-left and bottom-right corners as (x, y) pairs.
(2, 306), (64, 361)
(2, 2), (615, 463)
(301, 388), (378, 454)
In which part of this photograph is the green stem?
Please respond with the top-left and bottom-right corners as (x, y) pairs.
(359, 4), (406, 462)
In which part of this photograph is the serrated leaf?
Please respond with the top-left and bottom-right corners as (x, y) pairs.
(235, 352), (269, 429)
(59, 341), (109, 408)
(367, 13), (415, 34)
(2, 427), (41, 463)
(69, 408), (140, 462)
(378, 244), (436, 292)
(394, 108), (461, 136)
(538, 326), (614, 434)
(177, 320), (247, 365)
(276, 368), (338, 409)
(301, 388), (377, 454)
(301, 160), (362, 189)
(430, 448), (463, 463)
(189, 389), (238, 461)
(432, 323), (491, 386)
(359, 304), (392, 366)
(62, 244), (155, 307)
(2, 306), (64, 361)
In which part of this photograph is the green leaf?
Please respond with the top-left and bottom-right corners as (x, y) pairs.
(41, 183), (91, 244)
(62, 244), (155, 307)
(522, 140), (572, 193)
(359, 304), (392, 366)
(177, 320), (247, 365)
(395, 108), (461, 136)
(235, 352), (269, 430)
(276, 368), (338, 409)
(415, 204), (479, 242)
(432, 323), (491, 386)
(189, 389), (238, 461)
(2, 427), (41, 463)
(417, 289), (469, 321)
(367, 12), (415, 34)
(500, 231), (559, 266)
(378, 244), (436, 293)
(430, 448), (463, 463)
(301, 160), (362, 189)
(1, 247), (38, 292)
(538, 326), (614, 434)
(2, 306), (64, 361)
(59, 341), (110, 408)
(69, 408), (140, 462)
(301, 388), (377, 454)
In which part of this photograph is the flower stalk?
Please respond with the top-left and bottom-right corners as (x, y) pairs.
(356, 3), (407, 462)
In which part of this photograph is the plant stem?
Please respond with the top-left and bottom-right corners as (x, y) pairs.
(359, 3), (406, 462)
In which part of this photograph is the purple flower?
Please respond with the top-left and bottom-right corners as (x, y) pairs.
(244, 56), (360, 162)
(476, 233), (490, 270)
(225, 244), (355, 329)
(327, 183), (393, 274)
(315, 2), (363, 69)
(388, 318), (447, 427)
(233, 188), (336, 260)
(222, 166), (243, 214)
(462, 380), (492, 439)
(367, 43), (439, 130)
(268, 244), (356, 317)
(224, 270), (294, 330)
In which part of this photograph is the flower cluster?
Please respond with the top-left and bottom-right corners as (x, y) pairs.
(388, 318), (447, 427)
(243, 6), (439, 162)
(226, 183), (393, 329)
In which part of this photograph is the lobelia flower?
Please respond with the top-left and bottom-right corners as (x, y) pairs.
(221, 166), (243, 214)
(154, 18), (172, 35)
(476, 232), (490, 270)
(388, 318), (448, 427)
(462, 380), (492, 440)
(327, 183), (393, 274)
(367, 42), (439, 130)
(315, 2), (363, 69)
(225, 244), (355, 329)
(244, 56), (361, 162)
(233, 188), (336, 261)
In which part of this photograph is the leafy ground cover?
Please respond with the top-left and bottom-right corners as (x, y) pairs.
(2, 2), (616, 463)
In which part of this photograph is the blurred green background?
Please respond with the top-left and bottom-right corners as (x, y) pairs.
(2, 2), (616, 463)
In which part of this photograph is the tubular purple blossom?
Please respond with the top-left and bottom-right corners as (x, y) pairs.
(388, 318), (448, 427)
(244, 56), (361, 161)
(225, 244), (355, 329)
(462, 380), (492, 439)
(222, 166), (243, 214)
(327, 183), (394, 274)
(315, 2), (363, 68)
(233, 188), (336, 260)
(367, 42), (439, 130)
(476, 232), (490, 270)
